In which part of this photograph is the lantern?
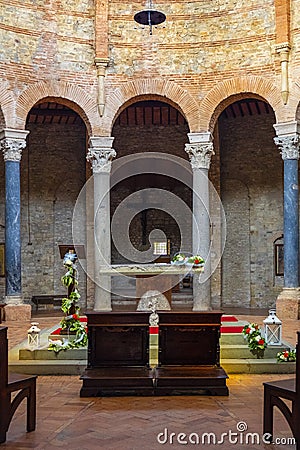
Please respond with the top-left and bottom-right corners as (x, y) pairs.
(263, 309), (282, 345)
(27, 322), (41, 350)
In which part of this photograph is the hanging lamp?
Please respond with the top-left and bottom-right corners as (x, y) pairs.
(134, 0), (166, 35)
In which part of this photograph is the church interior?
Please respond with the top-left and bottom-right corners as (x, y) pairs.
(0, 0), (300, 448)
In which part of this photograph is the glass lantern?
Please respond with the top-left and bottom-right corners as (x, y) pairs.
(263, 309), (282, 346)
(27, 322), (41, 350)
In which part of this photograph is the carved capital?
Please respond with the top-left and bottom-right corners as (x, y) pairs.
(274, 135), (300, 160)
(185, 142), (215, 169)
(87, 147), (116, 173)
(1, 138), (27, 162)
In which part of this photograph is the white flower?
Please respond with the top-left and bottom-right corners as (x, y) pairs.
(64, 259), (73, 266)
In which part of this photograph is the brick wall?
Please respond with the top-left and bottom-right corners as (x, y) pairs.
(19, 121), (87, 306)
(218, 108), (283, 308)
(111, 120), (192, 264)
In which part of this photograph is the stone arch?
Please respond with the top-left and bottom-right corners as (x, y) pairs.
(15, 80), (97, 134)
(105, 78), (200, 133)
(200, 76), (283, 131)
(0, 84), (15, 128)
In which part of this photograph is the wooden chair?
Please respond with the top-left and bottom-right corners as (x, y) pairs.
(263, 330), (300, 448)
(0, 326), (37, 444)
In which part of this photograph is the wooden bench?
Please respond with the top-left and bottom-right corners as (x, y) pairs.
(263, 330), (299, 448)
(31, 295), (65, 311)
(0, 326), (37, 443)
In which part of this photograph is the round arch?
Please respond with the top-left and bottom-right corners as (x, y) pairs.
(200, 76), (282, 131)
(15, 80), (96, 134)
(104, 78), (200, 133)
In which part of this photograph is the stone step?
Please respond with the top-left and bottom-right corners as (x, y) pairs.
(220, 333), (245, 345)
(9, 357), (296, 376)
(220, 343), (293, 360)
(221, 358), (296, 374)
(9, 359), (87, 375)
(19, 343), (291, 362)
(19, 348), (87, 360)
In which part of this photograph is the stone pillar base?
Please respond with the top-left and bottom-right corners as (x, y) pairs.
(4, 304), (32, 321)
(94, 283), (112, 311)
(276, 288), (300, 320)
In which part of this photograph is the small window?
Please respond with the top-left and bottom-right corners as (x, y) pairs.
(274, 236), (284, 276)
(153, 240), (170, 256)
(0, 243), (4, 277)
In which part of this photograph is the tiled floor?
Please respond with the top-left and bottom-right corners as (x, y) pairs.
(1, 308), (299, 449)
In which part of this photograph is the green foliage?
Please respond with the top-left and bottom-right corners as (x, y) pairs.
(48, 257), (87, 354)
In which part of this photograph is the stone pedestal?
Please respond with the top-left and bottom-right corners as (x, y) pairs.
(4, 303), (32, 321)
(276, 288), (300, 320)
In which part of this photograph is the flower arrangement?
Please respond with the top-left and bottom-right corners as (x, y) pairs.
(171, 253), (204, 267)
(277, 349), (296, 363)
(186, 255), (205, 266)
(171, 253), (186, 264)
(242, 323), (267, 358)
(48, 252), (87, 353)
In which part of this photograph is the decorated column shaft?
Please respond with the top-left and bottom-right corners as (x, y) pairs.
(0, 129), (28, 303)
(274, 123), (300, 288)
(87, 136), (116, 311)
(185, 132), (215, 310)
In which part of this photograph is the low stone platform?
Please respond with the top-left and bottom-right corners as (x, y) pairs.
(8, 318), (296, 376)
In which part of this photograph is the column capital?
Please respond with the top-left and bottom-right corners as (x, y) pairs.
(87, 136), (116, 173)
(273, 121), (300, 160)
(185, 142), (215, 169)
(274, 135), (300, 160)
(0, 128), (29, 162)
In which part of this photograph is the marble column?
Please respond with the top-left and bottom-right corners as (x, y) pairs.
(87, 136), (116, 310)
(274, 121), (300, 319)
(185, 132), (215, 310)
(0, 129), (31, 320)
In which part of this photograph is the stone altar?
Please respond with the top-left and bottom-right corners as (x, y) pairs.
(101, 263), (203, 306)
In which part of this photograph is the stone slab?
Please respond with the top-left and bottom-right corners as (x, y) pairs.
(276, 288), (300, 319)
(4, 304), (31, 321)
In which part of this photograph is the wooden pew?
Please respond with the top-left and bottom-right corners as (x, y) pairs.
(263, 331), (299, 448)
(0, 326), (37, 444)
(80, 311), (228, 397)
(31, 295), (65, 312)
(155, 311), (228, 395)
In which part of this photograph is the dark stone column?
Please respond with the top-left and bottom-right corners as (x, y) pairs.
(0, 129), (31, 320)
(274, 122), (300, 319)
(283, 158), (299, 287)
(5, 159), (22, 296)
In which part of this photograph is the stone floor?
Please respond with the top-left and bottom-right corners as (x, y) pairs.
(2, 308), (299, 449)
